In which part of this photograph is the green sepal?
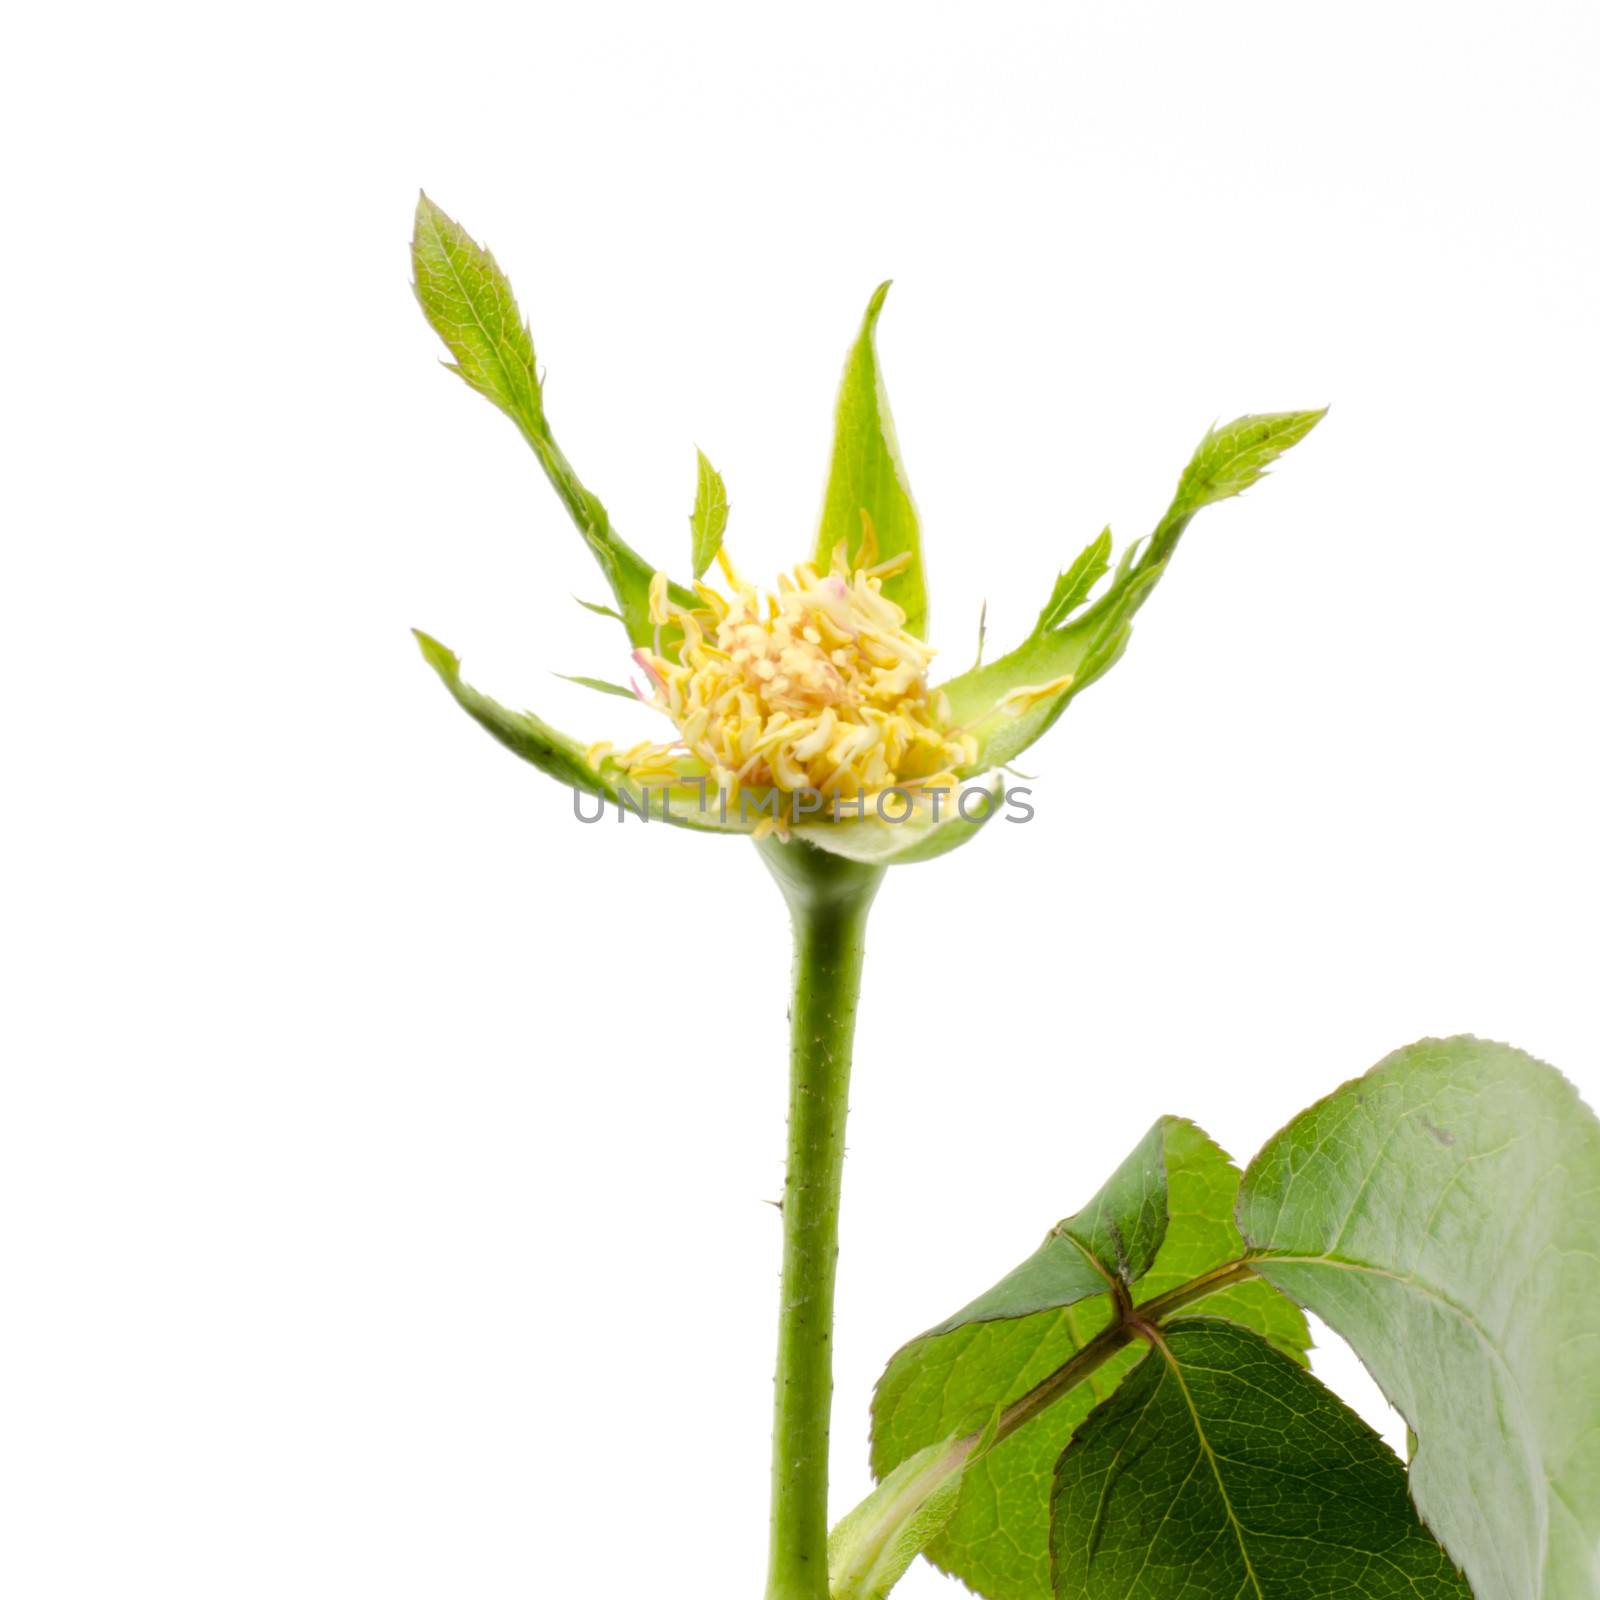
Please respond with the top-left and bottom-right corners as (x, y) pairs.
(1051, 1319), (1470, 1597)
(689, 448), (728, 579)
(813, 283), (928, 636)
(788, 774), (1005, 868)
(938, 410), (1324, 774)
(1156, 408), (1327, 547)
(554, 672), (636, 701)
(410, 195), (694, 644)
(1034, 528), (1111, 634)
(413, 631), (750, 835)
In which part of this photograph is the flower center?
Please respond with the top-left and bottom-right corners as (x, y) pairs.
(589, 543), (978, 831)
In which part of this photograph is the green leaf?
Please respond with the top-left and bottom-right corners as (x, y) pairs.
(937, 410), (1323, 775)
(923, 1120), (1170, 1343)
(413, 630), (748, 835)
(813, 283), (928, 636)
(1239, 1036), (1600, 1600)
(689, 448), (728, 579)
(871, 1120), (1309, 1600)
(1034, 529), (1112, 634)
(411, 195), (692, 644)
(574, 596), (623, 621)
(1051, 1319), (1470, 1597)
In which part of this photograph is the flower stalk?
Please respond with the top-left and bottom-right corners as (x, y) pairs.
(759, 839), (885, 1600)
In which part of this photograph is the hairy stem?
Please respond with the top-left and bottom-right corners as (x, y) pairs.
(759, 839), (886, 1600)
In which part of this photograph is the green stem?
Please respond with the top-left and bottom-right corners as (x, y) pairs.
(758, 838), (886, 1600)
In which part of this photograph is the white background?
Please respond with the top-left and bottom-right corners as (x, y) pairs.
(5, 3), (1598, 1595)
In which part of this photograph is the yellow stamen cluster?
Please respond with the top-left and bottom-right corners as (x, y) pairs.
(588, 541), (977, 835)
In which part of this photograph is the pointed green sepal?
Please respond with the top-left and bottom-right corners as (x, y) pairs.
(413, 630), (750, 834)
(1034, 528), (1112, 635)
(813, 283), (928, 636)
(410, 195), (693, 645)
(938, 409), (1324, 774)
(553, 672), (636, 701)
(689, 448), (728, 579)
(1153, 408), (1327, 556)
